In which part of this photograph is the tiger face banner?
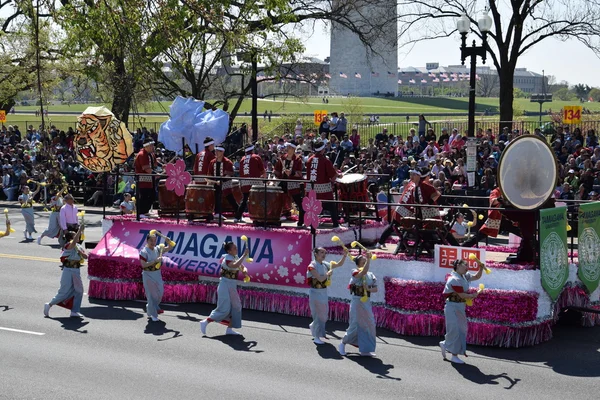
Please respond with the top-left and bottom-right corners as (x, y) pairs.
(75, 107), (134, 172)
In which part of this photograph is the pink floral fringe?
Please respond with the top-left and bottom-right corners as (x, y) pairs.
(89, 277), (554, 348)
(384, 278), (539, 323)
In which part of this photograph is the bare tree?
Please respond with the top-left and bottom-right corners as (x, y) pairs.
(477, 72), (499, 97)
(397, 0), (600, 128)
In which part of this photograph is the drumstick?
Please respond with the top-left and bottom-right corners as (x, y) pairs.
(350, 241), (377, 260)
(341, 164), (358, 176)
(468, 253), (491, 274)
(240, 235), (254, 263)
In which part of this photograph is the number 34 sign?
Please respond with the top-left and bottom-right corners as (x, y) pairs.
(563, 106), (582, 124)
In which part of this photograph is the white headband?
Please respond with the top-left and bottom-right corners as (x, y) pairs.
(204, 141), (214, 147)
(286, 143), (297, 149)
(143, 141), (155, 147)
(215, 146), (225, 152)
(245, 145), (255, 152)
(314, 144), (325, 152)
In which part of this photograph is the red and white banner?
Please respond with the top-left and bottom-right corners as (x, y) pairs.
(434, 245), (486, 280)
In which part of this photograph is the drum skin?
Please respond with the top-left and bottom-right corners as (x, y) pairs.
(158, 179), (185, 216)
(497, 135), (558, 210)
(249, 185), (284, 224)
(185, 183), (215, 217)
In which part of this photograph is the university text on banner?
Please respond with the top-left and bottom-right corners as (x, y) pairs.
(91, 221), (313, 288)
(539, 207), (569, 301)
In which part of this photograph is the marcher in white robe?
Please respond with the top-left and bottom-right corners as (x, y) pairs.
(200, 242), (249, 336)
(44, 225), (87, 318)
(38, 193), (64, 245)
(19, 184), (41, 240)
(306, 247), (348, 344)
(439, 259), (484, 364)
(338, 252), (378, 357)
(139, 233), (175, 322)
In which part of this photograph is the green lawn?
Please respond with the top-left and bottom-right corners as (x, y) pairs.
(14, 96), (600, 115)
(6, 96), (598, 134)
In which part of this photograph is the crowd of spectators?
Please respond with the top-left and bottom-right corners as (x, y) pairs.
(0, 124), (165, 207)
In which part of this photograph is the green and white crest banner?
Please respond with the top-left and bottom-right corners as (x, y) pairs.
(578, 202), (600, 294)
(540, 207), (569, 301)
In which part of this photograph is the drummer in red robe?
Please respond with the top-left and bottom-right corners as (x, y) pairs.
(235, 144), (266, 222)
(134, 138), (157, 218)
(274, 142), (305, 227)
(208, 146), (239, 220)
(375, 169), (420, 249)
(306, 140), (340, 228)
(462, 185), (522, 247)
(193, 137), (215, 182)
(417, 167), (441, 219)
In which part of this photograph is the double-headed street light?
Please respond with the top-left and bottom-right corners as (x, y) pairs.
(457, 11), (492, 187)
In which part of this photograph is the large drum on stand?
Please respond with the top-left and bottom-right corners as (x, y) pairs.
(496, 134), (558, 262)
(248, 185), (284, 225)
(158, 179), (185, 217)
(336, 173), (369, 214)
(185, 184), (215, 219)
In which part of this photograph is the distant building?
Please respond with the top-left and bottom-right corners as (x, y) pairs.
(397, 63), (547, 95)
(328, 0), (398, 97)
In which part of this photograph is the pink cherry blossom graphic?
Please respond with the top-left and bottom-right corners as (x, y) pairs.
(165, 159), (192, 196)
(302, 190), (322, 230)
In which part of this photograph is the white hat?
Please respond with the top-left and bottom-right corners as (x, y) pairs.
(215, 146), (225, 152)
(568, 169), (575, 174)
(245, 144), (255, 152)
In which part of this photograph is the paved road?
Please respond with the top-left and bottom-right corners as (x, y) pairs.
(0, 208), (599, 399)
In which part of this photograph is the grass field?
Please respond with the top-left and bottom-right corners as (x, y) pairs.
(6, 96), (598, 135)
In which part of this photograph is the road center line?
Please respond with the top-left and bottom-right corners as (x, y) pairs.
(0, 326), (46, 336)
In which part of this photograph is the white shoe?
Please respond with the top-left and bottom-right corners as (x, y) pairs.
(43, 303), (51, 317)
(338, 341), (346, 356)
(226, 327), (241, 335)
(314, 337), (325, 345)
(450, 355), (465, 364)
(360, 352), (377, 357)
(439, 341), (447, 360)
(37, 236), (42, 245)
(280, 216), (287, 221)
(375, 243), (384, 249)
(151, 316), (160, 322)
(139, 214), (149, 219)
(233, 218), (240, 223)
(70, 312), (84, 318)
(200, 320), (208, 335)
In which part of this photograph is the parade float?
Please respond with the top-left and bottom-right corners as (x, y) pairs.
(84, 102), (600, 348)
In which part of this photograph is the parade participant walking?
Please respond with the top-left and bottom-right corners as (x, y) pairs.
(44, 225), (87, 318)
(306, 140), (341, 227)
(18, 183), (41, 240)
(38, 189), (64, 245)
(59, 194), (79, 236)
(307, 247), (348, 344)
(200, 242), (250, 336)
(139, 232), (175, 322)
(193, 137), (216, 182)
(338, 251), (378, 357)
(235, 144), (265, 222)
(439, 258), (484, 364)
(134, 138), (157, 218)
(274, 142), (306, 227)
(119, 193), (136, 215)
(208, 146), (238, 220)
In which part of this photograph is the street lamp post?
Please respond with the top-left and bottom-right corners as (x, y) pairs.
(457, 11), (492, 187)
